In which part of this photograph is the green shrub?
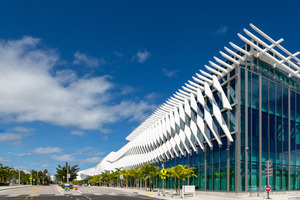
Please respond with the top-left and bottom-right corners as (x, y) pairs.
(59, 184), (74, 189)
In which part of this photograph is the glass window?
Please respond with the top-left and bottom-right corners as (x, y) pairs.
(247, 57), (251, 70)
(270, 121), (276, 156)
(282, 119), (289, 165)
(291, 91), (296, 121)
(206, 145), (212, 190)
(251, 73), (259, 110)
(253, 56), (258, 72)
(262, 112), (268, 163)
(297, 93), (300, 123)
(291, 123), (296, 166)
(276, 85), (282, 117)
(251, 109), (259, 162)
(276, 164), (282, 191)
(290, 165), (296, 190)
(241, 68), (245, 105)
(230, 69), (235, 78)
(230, 80), (235, 104)
(230, 107), (236, 132)
(258, 59), (264, 75)
(220, 162), (227, 191)
(282, 87), (288, 119)
(262, 78), (268, 112)
(269, 81), (275, 115)
(282, 165), (288, 190)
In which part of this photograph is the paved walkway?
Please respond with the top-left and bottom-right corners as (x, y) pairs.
(102, 186), (300, 200)
(0, 185), (32, 191)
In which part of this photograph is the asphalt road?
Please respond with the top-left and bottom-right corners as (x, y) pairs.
(0, 185), (161, 200)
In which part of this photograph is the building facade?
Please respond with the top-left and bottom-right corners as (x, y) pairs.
(78, 24), (300, 192)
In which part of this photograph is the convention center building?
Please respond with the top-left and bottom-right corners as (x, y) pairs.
(78, 24), (300, 192)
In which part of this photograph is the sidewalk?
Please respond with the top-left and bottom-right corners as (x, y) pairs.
(0, 185), (32, 191)
(105, 186), (300, 200)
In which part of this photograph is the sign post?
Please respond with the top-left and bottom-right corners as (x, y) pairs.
(265, 160), (273, 199)
(161, 168), (167, 196)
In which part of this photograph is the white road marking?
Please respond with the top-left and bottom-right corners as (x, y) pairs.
(56, 185), (64, 195)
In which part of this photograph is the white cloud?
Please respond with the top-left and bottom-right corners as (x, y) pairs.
(8, 126), (35, 133)
(162, 68), (179, 78)
(70, 130), (85, 136)
(31, 147), (62, 154)
(50, 154), (102, 164)
(0, 37), (156, 130)
(76, 147), (105, 156)
(0, 157), (12, 162)
(50, 154), (75, 162)
(86, 151), (105, 156)
(113, 51), (123, 58)
(73, 51), (105, 68)
(41, 164), (50, 168)
(212, 25), (229, 35)
(78, 156), (102, 164)
(55, 70), (77, 86)
(102, 135), (109, 140)
(0, 133), (25, 141)
(76, 147), (93, 153)
(133, 50), (150, 63)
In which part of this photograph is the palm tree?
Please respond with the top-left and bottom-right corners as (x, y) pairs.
(113, 168), (123, 187)
(167, 165), (197, 195)
(149, 165), (160, 190)
(143, 163), (160, 191)
(140, 163), (151, 190)
(0, 163), (14, 183)
(100, 170), (111, 186)
(124, 168), (133, 188)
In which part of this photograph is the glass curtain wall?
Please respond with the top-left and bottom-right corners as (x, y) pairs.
(239, 54), (300, 192)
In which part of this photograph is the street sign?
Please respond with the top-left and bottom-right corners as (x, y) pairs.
(29, 177), (32, 181)
(265, 185), (271, 192)
(265, 160), (272, 168)
(265, 168), (273, 177)
(67, 174), (71, 179)
(161, 168), (167, 175)
(120, 174), (124, 180)
(265, 172), (273, 177)
(65, 184), (70, 191)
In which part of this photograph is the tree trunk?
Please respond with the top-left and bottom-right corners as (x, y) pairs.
(178, 179), (180, 196)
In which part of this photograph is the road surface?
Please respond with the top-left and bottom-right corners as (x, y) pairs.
(0, 185), (161, 200)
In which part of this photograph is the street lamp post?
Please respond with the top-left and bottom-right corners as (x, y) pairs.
(9, 152), (30, 185)
(58, 152), (82, 184)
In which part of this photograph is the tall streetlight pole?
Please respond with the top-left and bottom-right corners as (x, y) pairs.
(8, 152), (30, 185)
(58, 152), (82, 184)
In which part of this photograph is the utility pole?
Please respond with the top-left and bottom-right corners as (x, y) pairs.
(58, 152), (82, 184)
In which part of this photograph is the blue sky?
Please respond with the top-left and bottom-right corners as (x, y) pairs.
(0, 0), (299, 175)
